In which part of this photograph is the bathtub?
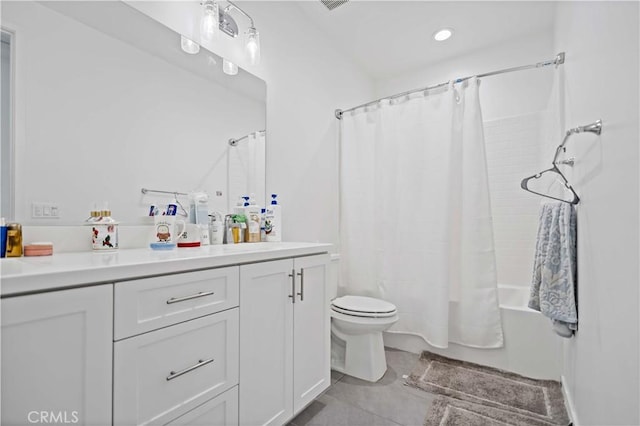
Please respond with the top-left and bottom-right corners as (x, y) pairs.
(383, 285), (563, 380)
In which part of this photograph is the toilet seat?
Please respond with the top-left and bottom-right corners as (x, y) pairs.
(331, 295), (397, 318)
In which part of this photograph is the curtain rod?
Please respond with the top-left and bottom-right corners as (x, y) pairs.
(229, 129), (266, 146)
(334, 52), (565, 120)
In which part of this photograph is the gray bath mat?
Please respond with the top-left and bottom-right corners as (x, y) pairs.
(406, 351), (570, 425)
(425, 396), (558, 426)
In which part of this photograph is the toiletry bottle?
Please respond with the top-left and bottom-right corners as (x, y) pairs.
(233, 196), (246, 216)
(0, 217), (7, 258)
(193, 192), (210, 246)
(209, 212), (224, 245)
(260, 208), (266, 242)
(245, 194), (261, 243)
(265, 194), (282, 242)
(6, 223), (23, 257)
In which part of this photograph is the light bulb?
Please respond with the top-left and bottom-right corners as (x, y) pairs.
(245, 27), (260, 65)
(180, 35), (200, 54)
(223, 58), (238, 76)
(201, 0), (219, 41)
(433, 28), (453, 41)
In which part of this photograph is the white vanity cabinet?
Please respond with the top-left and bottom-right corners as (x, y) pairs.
(239, 254), (330, 426)
(1, 285), (113, 426)
(113, 268), (240, 426)
(0, 243), (331, 426)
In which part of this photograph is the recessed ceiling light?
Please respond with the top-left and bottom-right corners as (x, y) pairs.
(433, 28), (453, 42)
(180, 35), (200, 54)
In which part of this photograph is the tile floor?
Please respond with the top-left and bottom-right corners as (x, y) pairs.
(289, 348), (436, 426)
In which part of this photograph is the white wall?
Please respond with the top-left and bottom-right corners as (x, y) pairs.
(553, 2), (639, 424)
(375, 31), (555, 122)
(128, 1), (375, 247)
(5, 1), (265, 225)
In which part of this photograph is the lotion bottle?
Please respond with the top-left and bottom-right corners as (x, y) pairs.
(265, 194), (281, 242)
(244, 194), (261, 243)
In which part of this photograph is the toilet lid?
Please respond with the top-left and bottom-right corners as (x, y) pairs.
(331, 295), (397, 318)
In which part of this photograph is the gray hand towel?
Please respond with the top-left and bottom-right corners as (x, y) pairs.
(528, 202), (578, 337)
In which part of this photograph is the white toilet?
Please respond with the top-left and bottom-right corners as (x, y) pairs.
(328, 256), (399, 382)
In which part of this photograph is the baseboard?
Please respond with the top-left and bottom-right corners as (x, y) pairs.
(561, 375), (579, 425)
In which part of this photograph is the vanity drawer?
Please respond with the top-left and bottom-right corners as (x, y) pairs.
(114, 267), (239, 340)
(165, 386), (238, 426)
(113, 309), (239, 426)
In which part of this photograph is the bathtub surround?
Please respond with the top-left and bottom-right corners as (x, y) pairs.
(407, 351), (569, 425)
(528, 203), (578, 338)
(340, 78), (503, 349)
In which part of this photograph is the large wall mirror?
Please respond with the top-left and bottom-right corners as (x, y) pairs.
(1, 1), (266, 225)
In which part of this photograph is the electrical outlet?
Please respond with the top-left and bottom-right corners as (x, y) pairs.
(32, 202), (60, 219)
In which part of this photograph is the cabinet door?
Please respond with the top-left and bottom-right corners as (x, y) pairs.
(293, 254), (331, 413)
(1, 285), (113, 426)
(239, 259), (294, 426)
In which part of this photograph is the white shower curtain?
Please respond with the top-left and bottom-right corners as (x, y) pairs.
(340, 78), (503, 348)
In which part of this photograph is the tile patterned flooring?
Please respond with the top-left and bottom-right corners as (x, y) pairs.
(289, 348), (436, 426)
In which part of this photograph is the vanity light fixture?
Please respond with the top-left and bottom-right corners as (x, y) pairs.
(222, 58), (238, 75)
(219, 0), (261, 65)
(433, 28), (453, 41)
(200, 0), (220, 41)
(180, 35), (200, 54)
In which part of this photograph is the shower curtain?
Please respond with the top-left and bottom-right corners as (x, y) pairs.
(227, 131), (266, 211)
(340, 78), (503, 348)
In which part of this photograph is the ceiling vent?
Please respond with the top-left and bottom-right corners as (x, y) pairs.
(320, 0), (349, 11)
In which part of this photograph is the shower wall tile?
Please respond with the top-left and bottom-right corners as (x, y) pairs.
(484, 112), (545, 287)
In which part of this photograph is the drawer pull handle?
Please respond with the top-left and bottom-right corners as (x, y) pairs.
(166, 358), (214, 381)
(166, 291), (215, 304)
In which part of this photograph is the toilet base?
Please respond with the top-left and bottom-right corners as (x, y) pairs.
(331, 328), (388, 382)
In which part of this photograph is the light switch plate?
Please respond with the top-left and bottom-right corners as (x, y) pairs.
(32, 202), (60, 219)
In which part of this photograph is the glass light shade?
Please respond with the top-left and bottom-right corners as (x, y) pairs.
(223, 58), (238, 75)
(200, 0), (219, 41)
(245, 27), (260, 65)
(180, 35), (200, 54)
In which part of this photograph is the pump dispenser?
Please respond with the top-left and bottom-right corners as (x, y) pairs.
(265, 194), (281, 242)
(244, 193), (261, 242)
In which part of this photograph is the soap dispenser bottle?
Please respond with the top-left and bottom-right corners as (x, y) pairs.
(245, 194), (261, 243)
(265, 194), (281, 242)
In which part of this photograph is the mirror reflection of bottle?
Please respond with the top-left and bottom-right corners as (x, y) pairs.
(6, 223), (23, 257)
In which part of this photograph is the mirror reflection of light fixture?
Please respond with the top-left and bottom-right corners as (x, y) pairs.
(219, 1), (261, 65)
(223, 58), (238, 75)
(245, 27), (260, 65)
(180, 35), (200, 54)
(200, 0), (219, 41)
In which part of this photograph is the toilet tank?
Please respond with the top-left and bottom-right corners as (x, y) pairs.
(328, 253), (340, 301)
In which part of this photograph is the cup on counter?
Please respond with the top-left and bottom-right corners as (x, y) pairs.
(150, 215), (186, 250)
(177, 223), (201, 248)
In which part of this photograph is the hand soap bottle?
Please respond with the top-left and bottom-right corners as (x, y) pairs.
(244, 194), (261, 243)
(265, 194), (281, 242)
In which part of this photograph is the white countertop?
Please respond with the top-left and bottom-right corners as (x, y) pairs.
(0, 242), (332, 297)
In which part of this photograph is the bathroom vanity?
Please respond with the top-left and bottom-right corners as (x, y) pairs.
(0, 242), (331, 426)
